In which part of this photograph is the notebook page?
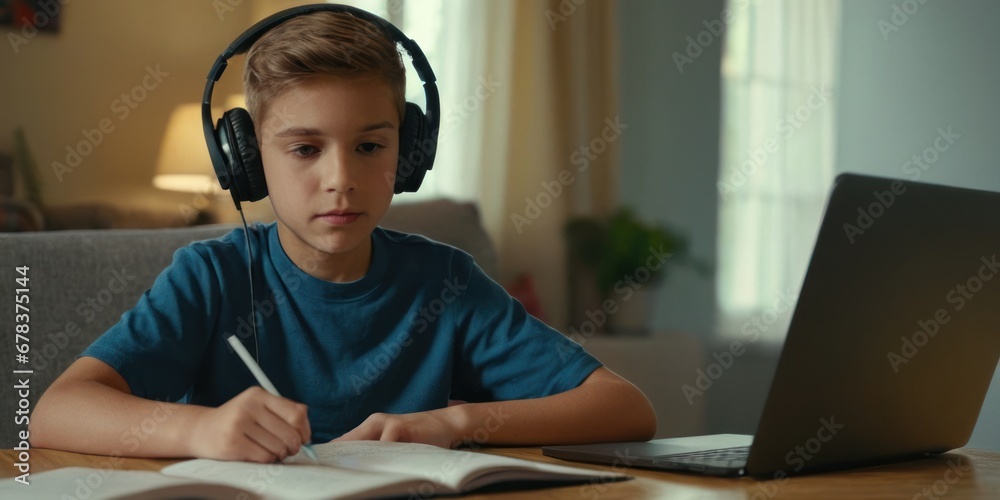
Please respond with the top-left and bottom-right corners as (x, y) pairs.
(288, 441), (623, 491)
(0, 467), (260, 500)
(162, 458), (423, 500)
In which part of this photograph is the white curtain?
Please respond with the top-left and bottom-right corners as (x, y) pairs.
(398, 0), (621, 329)
(716, 0), (841, 340)
(393, 0), (496, 203)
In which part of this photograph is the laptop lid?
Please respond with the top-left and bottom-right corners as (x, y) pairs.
(744, 173), (1000, 475)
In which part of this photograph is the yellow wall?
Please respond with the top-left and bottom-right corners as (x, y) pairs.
(0, 0), (254, 216)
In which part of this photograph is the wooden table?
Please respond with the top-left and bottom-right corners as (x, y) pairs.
(3, 446), (1000, 498)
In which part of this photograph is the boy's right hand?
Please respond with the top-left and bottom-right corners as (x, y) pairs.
(187, 386), (312, 463)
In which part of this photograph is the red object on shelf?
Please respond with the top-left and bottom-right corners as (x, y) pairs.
(506, 272), (547, 322)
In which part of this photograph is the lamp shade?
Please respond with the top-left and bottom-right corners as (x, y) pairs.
(154, 103), (220, 193)
(224, 93), (247, 110)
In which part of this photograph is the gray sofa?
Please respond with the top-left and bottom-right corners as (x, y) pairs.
(0, 199), (496, 448)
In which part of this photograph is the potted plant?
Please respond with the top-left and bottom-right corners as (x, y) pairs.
(564, 207), (703, 334)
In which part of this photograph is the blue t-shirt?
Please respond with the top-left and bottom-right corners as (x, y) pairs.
(82, 223), (600, 442)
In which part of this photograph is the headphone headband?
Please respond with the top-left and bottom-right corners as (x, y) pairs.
(202, 3), (440, 207)
(206, 4), (436, 84)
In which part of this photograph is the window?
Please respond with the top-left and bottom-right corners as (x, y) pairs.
(716, 0), (841, 340)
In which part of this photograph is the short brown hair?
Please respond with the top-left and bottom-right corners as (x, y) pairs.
(243, 11), (406, 128)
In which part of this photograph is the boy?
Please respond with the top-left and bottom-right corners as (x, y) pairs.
(31, 9), (656, 463)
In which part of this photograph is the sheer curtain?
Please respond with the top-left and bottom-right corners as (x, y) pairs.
(716, 0), (841, 340)
(399, 0), (621, 329)
(396, 0), (620, 214)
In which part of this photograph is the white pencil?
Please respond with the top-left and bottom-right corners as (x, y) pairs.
(227, 335), (319, 463)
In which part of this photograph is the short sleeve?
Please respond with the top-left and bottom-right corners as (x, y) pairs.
(80, 245), (220, 401)
(449, 256), (601, 402)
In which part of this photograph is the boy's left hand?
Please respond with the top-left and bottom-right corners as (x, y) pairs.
(332, 368), (656, 450)
(332, 409), (462, 448)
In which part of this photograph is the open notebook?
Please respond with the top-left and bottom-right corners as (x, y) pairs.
(2, 441), (627, 499)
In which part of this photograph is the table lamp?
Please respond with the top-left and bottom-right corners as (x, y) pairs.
(153, 103), (220, 194)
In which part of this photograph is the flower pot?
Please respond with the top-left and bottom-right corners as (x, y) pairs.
(606, 285), (656, 335)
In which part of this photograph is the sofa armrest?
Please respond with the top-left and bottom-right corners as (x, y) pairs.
(0, 225), (236, 447)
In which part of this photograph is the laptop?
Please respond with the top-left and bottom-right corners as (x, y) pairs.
(544, 173), (1000, 477)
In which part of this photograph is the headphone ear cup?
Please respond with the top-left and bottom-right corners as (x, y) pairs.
(218, 108), (268, 202)
(395, 102), (432, 194)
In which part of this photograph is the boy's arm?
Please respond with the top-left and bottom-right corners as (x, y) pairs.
(334, 366), (656, 447)
(30, 356), (312, 462)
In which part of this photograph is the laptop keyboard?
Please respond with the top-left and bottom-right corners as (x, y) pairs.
(653, 446), (750, 469)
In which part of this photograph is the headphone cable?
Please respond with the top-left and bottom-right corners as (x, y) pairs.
(238, 209), (261, 362)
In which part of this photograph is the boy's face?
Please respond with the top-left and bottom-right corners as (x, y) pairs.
(259, 75), (399, 281)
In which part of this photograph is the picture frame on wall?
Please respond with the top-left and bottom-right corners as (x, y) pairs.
(0, 0), (62, 33)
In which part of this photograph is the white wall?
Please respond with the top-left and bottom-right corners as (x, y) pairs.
(836, 0), (1000, 192)
(0, 1), (250, 213)
(617, 0), (723, 338)
(836, 0), (1000, 452)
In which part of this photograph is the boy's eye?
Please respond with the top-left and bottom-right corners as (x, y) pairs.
(358, 142), (383, 154)
(291, 145), (319, 158)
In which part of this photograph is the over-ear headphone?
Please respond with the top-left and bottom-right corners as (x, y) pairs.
(201, 3), (440, 210)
